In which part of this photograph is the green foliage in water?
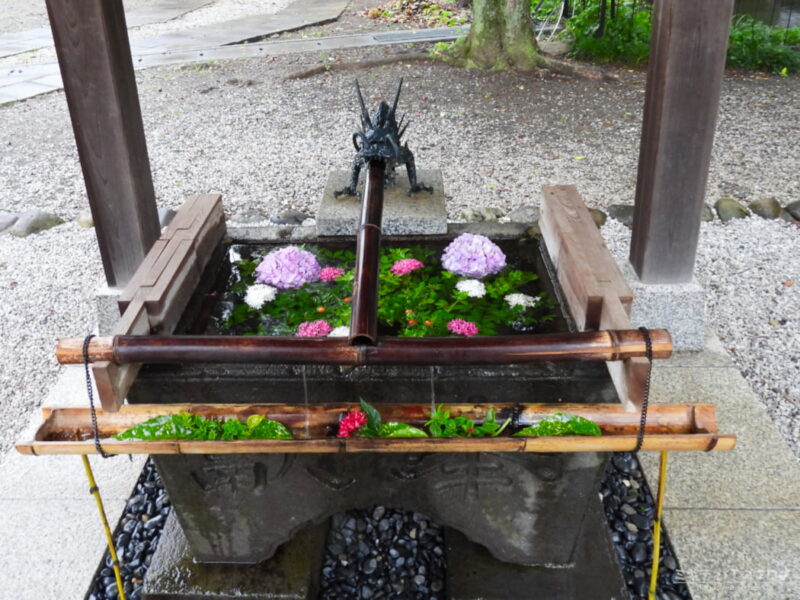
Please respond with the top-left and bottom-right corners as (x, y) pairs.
(425, 405), (511, 438)
(357, 399), (428, 438)
(227, 245), (554, 337)
(114, 413), (293, 441)
(514, 413), (602, 437)
(727, 16), (800, 74)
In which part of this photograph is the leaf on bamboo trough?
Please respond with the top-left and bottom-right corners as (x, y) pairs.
(114, 413), (293, 441)
(513, 413), (602, 437)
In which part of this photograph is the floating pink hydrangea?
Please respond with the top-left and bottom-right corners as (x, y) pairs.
(337, 411), (367, 438)
(447, 319), (479, 337)
(296, 320), (332, 337)
(255, 246), (320, 289)
(390, 258), (424, 275)
(319, 267), (345, 282)
(441, 233), (506, 279)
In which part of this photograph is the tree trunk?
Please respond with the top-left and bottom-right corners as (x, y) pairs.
(454, 0), (544, 70)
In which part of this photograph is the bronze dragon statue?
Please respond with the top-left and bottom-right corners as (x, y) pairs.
(335, 78), (433, 198)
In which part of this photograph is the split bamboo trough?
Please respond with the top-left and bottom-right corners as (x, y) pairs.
(16, 402), (735, 456)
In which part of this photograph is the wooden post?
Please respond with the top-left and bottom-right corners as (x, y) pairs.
(45, 0), (160, 288)
(630, 0), (734, 284)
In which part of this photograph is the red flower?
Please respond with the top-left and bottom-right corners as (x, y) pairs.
(337, 411), (367, 438)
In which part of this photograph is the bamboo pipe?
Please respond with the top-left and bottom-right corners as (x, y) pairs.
(55, 328), (672, 365)
(349, 160), (385, 344)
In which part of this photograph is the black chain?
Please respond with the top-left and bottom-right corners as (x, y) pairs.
(634, 327), (653, 453)
(83, 334), (110, 458)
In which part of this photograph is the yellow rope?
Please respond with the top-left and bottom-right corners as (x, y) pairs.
(648, 450), (668, 600)
(81, 455), (127, 600)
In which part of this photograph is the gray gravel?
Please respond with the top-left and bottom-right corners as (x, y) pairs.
(0, 45), (797, 457)
(0, 224), (103, 455)
(602, 217), (800, 458)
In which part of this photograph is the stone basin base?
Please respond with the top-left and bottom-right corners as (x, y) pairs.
(143, 496), (625, 600)
(153, 451), (607, 566)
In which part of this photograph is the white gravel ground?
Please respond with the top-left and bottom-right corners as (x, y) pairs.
(602, 217), (800, 457)
(0, 47), (797, 459)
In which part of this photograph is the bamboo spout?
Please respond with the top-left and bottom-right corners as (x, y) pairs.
(55, 328), (672, 366)
(349, 161), (385, 344)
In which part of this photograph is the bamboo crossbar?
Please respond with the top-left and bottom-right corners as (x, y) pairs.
(349, 161), (384, 344)
(55, 328), (672, 365)
(16, 402), (735, 456)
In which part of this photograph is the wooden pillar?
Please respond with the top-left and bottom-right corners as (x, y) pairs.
(630, 0), (734, 284)
(46, 0), (160, 288)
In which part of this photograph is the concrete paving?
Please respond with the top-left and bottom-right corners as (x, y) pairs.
(0, 0), (368, 105)
(638, 329), (800, 599)
(0, 366), (146, 600)
(0, 0), (213, 59)
(0, 22), (464, 106)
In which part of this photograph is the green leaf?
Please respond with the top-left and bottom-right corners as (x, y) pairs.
(379, 422), (429, 438)
(513, 413), (601, 437)
(114, 412), (293, 441)
(360, 398), (382, 436)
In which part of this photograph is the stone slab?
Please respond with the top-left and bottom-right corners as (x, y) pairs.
(143, 512), (326, 599)
(620, 260), (706, 351)
(662, 508), (800, 599)
(225, 224), (318, 243)
(96, 284), (124, 335)
(659, 327), (733, 369)
(0, 498), (127, 600)
(637, 365), (800, 510)
(445, 498), (627, 600)
(317, 170), (447, 236)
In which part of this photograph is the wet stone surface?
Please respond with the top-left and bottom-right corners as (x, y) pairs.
(319, 508), (446, 600)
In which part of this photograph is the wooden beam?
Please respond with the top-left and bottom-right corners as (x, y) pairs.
(45, 0), (160, 288)
(541, 185), (633, 329)
(630, 0), (734, 283)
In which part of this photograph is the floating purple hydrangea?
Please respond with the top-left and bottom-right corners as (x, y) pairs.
(255, 246), (321, 289)
(441, 233), (506, 279)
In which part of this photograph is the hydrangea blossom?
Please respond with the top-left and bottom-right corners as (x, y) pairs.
(441, 233), (506, 278)
(447, 319), (479, 337)
(455, 279), (486, 298)
(255, 246), (321, 289)
(296, 320), (332, 337)
(328, 326), (350, 337)
(244, 283), (278, 309)
(505, 293), (540, 308)
(390, 258), (424, 276)
(337, 411), (367, 438)
(319, 267), (345, 283)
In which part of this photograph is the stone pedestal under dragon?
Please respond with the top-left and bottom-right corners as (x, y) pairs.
(335, 78), (433, 198)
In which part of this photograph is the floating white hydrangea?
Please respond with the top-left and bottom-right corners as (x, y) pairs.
(504, 293), (539, 309)
(328, 326), (350, 337)
(456, 279), (487, 298)
(244, 284), (277, 309)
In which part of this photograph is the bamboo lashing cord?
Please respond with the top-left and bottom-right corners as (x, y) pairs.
(83, 334), (110, 458)
(648, 450), (669, 600)
(81, 455), (127, 600)
(634, 327), (653, 452)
